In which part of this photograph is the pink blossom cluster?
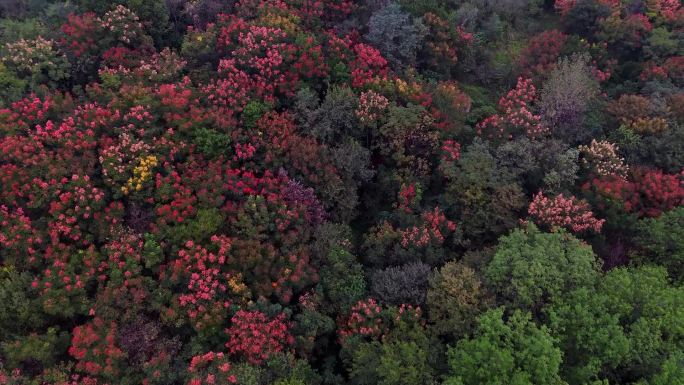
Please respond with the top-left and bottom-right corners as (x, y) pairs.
(397, 183), (419, 213)
(153, 170), (198, 226)
(69, 318), (125, 377)
(640, 62), (669, 81)
(234, 142), (257, 160)
(101, 5), (144, 45)
(59, 12), (101, 57)
(1, 95), (52, 132)
(231, 25), (299, 98)
(588, 169), (684, 218)
(0, 205), (41, 267)
(31, 242), (101, 317)
(2, 36), (68, 76)
(47, 175), (108, 245)
(291, 0), (354, 22)
(518, 30), (567, 79)
(97, 232), (144, 285)
(99, 133), (153, 192)
(591, 65), (612, 83)
(647, 0), (683, 21)
(395, 303), (423, 323)
(201, 59), (252, 128)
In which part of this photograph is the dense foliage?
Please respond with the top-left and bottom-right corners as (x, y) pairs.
(0, 0), (682, 384)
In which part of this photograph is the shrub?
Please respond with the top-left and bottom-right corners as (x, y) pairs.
(2, 36), (70, 89)
(517, 30), (568, 80)
(586, 168), (684, 218)
(476, 77), (547, 141)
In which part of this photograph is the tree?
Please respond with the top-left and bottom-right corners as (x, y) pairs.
(527, 191), (604, 234)
(0, 268), (46, 341)
(318, 247), (367, 314)
(444, 139), (527, 247)
(495, 137), (579, 195)
(365, 3), (427, 69)
(426, 261), (492, 338)
(632, 207), (684, 282)
(561, 0), (611, 40)
(539, 54), (599, 144)
(644, 351), (684, 385)
(444, 308), (565, 385)
(547, 266), (684, 385)
(370, 261), (431, 305)
(485, 224), (600, 312)
(348, 305), (435, 385)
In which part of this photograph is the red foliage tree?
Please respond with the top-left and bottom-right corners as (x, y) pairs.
(518, 30), (568, 80)
(224, 310), (294, 364)
(586, 168), (684, 218)
(69, 318), (126, 380)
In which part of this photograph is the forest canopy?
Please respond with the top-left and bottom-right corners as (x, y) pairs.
(0, 0), (683, 384)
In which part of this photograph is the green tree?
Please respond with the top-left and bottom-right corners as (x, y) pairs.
(485, 224), (600, 312)
(632, 207), (684, 282)
(318, 247), (366, 314)
(645, 27), (681, 59)
(444, 308), (566, 385)
(444, 139), (526, 247)
(349, 309), (435, 385)
(0, 268), (46, 341)
(641, 351), (684, 385)
(547, 266), (684, 385)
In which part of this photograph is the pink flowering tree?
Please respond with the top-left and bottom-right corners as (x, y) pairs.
(166, 235), (249, 331)
(400, 206), (457, 248)
(476, 77), (548, 141)
(355, 90), (390, 125)
(186, 351), (236, 385)
(337, 298), (385, 344)
(0, 205), (42, 268)
(527, 191), (605, 234)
